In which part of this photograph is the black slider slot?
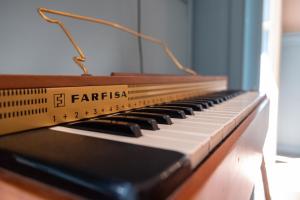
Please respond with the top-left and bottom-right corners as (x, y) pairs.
(65, 120), (142, 137)
(120, 112), (173, 125)
(137, 108), (186, 119)
(151, 105), (194, 115)
(163, 103), (203, 111)
(100, 116), (159, 131)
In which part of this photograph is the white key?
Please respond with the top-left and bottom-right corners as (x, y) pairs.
(158, 123), (223, 150)
(51, 126), (210, 168)
(185, 115), (236, 137)
(50, 91), (263, 169)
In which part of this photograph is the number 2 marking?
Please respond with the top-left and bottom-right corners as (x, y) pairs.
(75, 112), (79, 118)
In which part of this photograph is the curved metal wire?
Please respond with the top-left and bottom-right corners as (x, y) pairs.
(38, 7), (197, 75)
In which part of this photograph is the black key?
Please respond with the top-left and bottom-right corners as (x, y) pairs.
(177, 101), (210, 109)
(220, 96), (230, 101)
(219, 96), (229, 101)
(215, 98), (224, 103)
(192, 101), (210, 108)
(137, 108), (186, 119)
(190, 100), (214, 107)
(193, 90), (243, 103)
(214, 98), (223, 103)
(229, 91), (243, 97)
(202, 94), (228, 101)
(99, 116), (159, 131)
(65, 119), (142, 137)
(195, 98), (222, 104)
(202, 100), (214, 107)
(120, 112), (173, 125)
(0, 129), (188, 199)
(183, 97), (215, 106)
(151, 105), (194, 115)
(163, 102), (203, 111)
(203, 95), (225, 100)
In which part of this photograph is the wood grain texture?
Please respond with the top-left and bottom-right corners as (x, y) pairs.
(0, 74), (226, 89)
(170, 97), (269, 200)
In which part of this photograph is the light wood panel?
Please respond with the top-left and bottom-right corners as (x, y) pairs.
(0, 74), (226, 89)
(0, 76), (226, 136)
(282, 0), (300, 32)
(0, 168), (79, 200)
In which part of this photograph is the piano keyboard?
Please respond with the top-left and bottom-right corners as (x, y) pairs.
(51, 91), (261, 168)
(0, 90), (263, 199)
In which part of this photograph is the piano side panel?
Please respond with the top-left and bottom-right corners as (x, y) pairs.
(170, 97), (270, 200)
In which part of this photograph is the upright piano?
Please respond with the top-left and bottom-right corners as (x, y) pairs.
(0, 8), (270, 200)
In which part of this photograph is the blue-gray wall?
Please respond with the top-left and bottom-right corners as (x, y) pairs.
(192, 0), (263, 90)
(242, 0), (263, 90)
(141, 0), (191, 74)
(192, 0), (231, 76)
(0, 0), (263, 89)
(0, 0), (191, 75)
